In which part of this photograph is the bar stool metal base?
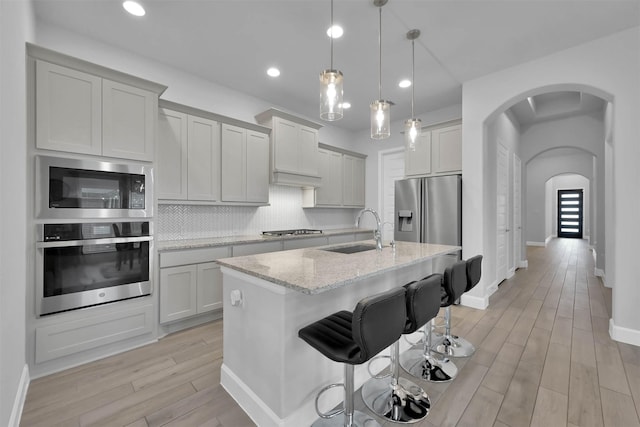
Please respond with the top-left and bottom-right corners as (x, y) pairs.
(399, 348), (458, 382)
(431, 333), (475, 358)
(361, 376), (430, 423)
(312, 410), (381, 427)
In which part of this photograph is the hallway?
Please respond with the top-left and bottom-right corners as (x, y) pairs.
(405, 238), (640, 427)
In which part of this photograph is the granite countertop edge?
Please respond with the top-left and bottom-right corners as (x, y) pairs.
(156, 228), (373, 251)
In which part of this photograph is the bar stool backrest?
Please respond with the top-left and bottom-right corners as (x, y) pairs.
(465, 255), (483, 292)
(404, 274), (443, 334)
(352, 287), (406, 364)
(442, 260), (468, 306)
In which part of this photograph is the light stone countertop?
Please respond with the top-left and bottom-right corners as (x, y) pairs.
(156, 228), (373, 251)
(217, 240), (461, 294)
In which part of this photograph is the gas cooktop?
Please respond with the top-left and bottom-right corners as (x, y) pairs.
(262, 229), (323, 237)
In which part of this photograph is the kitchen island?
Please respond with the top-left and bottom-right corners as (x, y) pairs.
(216, 240), (460, 427)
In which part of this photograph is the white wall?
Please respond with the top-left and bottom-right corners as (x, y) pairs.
(1, 1), (35, 425)
(462, 26), (640, 345)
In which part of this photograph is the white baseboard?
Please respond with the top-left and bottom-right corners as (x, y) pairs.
(545, 235), (554, 246)
(221, 363), (318, 427)
(8, 364), (29, 427)
(518, 260), (528, 269)
(461, 282), (497, 310)
(609, 318), (640, 347)
(526, 241), (546, 247)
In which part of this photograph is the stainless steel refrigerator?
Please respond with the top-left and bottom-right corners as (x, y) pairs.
(394, 174), (462, 273)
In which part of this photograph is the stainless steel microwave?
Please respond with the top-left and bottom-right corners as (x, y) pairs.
(36, 156), (153, 219)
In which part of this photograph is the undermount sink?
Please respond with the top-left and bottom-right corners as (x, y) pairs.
(321, 244), (379, 254)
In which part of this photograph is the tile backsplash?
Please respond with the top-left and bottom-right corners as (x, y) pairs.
(157, 185), (358, 241)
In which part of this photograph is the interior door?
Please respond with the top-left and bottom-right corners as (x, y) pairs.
(496, 142), (509, 283)
(513, 155), (522, 269)
(557, 189), (583, 238)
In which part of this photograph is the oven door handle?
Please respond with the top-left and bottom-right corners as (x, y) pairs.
(36, 236), (152, 248)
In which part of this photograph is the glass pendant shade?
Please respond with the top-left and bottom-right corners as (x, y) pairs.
(370, 100), (391, 139)
(320, 69), (344, 121)
(405, 118), (422, 151)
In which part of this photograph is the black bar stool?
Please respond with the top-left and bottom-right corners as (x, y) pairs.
(298, 287), (406, 427)
(431, 256), (482, 358)
(399, 274), (458, 383)
(360, 278), (438, 423)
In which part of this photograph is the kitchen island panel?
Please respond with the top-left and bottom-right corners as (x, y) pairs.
(220, 257), (439, 427)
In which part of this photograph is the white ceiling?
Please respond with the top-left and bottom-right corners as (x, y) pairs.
(33, 0), (640, 132)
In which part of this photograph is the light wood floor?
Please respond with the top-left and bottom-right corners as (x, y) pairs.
(21, 238), (640, 427)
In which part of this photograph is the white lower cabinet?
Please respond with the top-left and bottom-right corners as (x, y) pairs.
(159, 247), (229, 324)
(160, 262), (223, 323)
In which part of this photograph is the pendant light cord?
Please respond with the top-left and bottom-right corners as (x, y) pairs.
(411, 39), (415, 118)
(378, 6), (382, 100)
(330, 0), (334, 70)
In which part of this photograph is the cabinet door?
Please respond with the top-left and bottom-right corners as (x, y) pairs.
(245, 131), (270, 203)
(272, 117), (298, 173)
(298, 126), (319, 176)
(432, 124), (462, 173)
(405, 132), (432, 176)
(221, 123), (246, 202)
(157, 108), (188, 200)
(160, 265), (198, 323)
(187, 116), (220, 201)
(316, 149), (342, 206)
(197, 262), (223, 313)
(343, 155), (365, 207)
(102, 79), (156, 161)
(35, 60), (102, 155)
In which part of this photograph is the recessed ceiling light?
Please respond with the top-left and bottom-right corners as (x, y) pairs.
(267, 67), (281, 77)
(326, 25), (344, 39)
(399, 79), (412, 88)
(122, 1), (145, 16)
(340, 102), (351, 109)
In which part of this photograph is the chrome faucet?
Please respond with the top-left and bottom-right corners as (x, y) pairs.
(356, 208), (383, 251)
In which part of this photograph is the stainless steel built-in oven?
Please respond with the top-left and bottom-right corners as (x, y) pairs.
(36, 156), (153, 219)
(36, 221), (152, 316)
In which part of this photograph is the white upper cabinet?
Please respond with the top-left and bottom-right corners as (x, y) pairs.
(405, 132), (432, 177)
(432, 123), (462, 174)
(157, 101), (270, 205)
(343, 154), (365, 207)
(245, 130), (270, 203)
(33, 53), (164, 162)
(157, 108), (188, 200)
(102, 80), (156, 161)
(187, 115), (221, 201)
(315, 148), (343, 206)
(35, 61), (102, 156)
(221, 124), (270, 203)
(303, 144), (366, 209)
(405, 121), (462, 177)
(255, 109), (322, 187)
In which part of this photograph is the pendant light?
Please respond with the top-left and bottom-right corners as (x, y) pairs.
(370, 0), (390, 140)
(320, 0), (344, 121)
(405, 29), (422, 151)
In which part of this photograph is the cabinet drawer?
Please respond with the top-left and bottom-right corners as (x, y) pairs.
(35, 304), (153, 363)
(160, 246), (230, 268)
(232, 241), (283, 257)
